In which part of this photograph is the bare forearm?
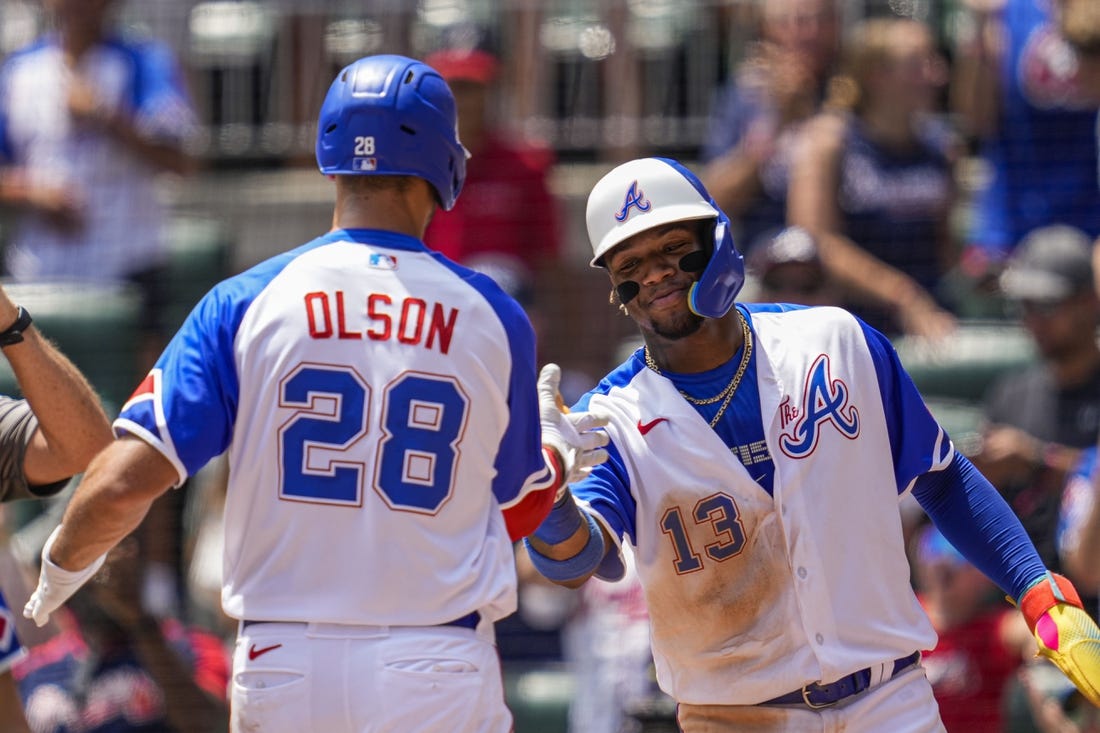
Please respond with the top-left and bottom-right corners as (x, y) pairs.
(53, 485), (153, 570)
(5, 328), (112, 476)
(818, 232), (931, 311)
(51, 440), (177, 570)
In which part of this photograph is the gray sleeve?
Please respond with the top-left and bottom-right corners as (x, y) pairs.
(0, 397), (69, 501)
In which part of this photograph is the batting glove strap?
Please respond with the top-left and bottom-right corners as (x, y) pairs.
(23, 525), (106, 628)
(523, 509), (605, 584)
(1019, 572), (1084, 632)
(1018, 572), (1100, 708)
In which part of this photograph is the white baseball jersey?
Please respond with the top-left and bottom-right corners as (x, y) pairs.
(572, 304), (952, 706)
(116, 229), (551, 626)
(0, 34), (195, 280)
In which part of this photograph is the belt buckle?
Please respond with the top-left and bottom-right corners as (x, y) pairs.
(801, 684), (838, 710)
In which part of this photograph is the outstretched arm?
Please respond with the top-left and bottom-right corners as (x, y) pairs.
(914, 451), (1100, 707)
(524, 496), (613, 590)
(24, 437), (177, 626)
(0, 287), (113, 486)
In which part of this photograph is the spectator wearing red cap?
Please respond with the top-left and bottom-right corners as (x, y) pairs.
(422, 48), (562, 280)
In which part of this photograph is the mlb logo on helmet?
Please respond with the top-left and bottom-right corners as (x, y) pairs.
(353, 158), (378, 171)
(615, 180), (651, 223)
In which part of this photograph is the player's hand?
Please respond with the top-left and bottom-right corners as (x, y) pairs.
(538, 364), (610, 495)
(23, 524), (106, 628)
(1018, 572), (1100, 708)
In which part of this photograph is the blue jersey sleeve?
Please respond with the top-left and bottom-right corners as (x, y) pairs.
(115, 283), (244, 483)
(126, 39), (196, 142)
(487, 294), (545, 506)
(430, 261), (547, 505)
(859, 320), (953, 492)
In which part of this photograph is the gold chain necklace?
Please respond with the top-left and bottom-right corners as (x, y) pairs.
(644, 311), (753, 428)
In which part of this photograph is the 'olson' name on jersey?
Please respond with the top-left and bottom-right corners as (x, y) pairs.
(304, 289), (459, 354)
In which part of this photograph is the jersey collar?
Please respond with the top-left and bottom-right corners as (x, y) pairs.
(327, 228), (430, 253)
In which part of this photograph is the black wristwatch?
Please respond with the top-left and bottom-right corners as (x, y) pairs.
(0, 306), (33, 347)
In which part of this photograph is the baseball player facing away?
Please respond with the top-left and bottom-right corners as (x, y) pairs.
(525, 157), (1100, 732)
(20, 54), (610, 733)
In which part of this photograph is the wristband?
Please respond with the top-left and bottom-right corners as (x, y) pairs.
(523, 509), (606, 583)
(0, 306), (32, 347)
(532, 494), (583, 546)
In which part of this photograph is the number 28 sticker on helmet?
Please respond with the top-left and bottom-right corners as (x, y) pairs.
(315, 54), (470, 211)
(585, 157), (745, 319)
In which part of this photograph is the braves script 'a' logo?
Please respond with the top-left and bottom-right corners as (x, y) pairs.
(615, 181), (651, 222)
(249, 643), (283, 660)
(637, 417), (668, 435)
(779, 354), (859, 458)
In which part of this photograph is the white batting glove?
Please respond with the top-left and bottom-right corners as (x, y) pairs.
(23, 524), (106, 628)
(538, 363), (610, 496)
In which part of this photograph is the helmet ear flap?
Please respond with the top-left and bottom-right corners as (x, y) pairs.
(688, 217), (745, 319)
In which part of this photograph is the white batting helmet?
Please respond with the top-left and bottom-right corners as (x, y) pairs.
(586, 157), (718, 267)
(585, 157), (745, 319)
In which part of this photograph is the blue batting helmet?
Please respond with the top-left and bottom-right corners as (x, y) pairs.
(586, 157), (745, 319)
(315, 54), (468, 211)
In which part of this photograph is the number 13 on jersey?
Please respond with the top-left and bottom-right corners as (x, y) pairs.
(277, 363), (469, 513)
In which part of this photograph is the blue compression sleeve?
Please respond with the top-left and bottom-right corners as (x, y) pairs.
(524, 509), (607, 583)
(911, 451), (1046, 602)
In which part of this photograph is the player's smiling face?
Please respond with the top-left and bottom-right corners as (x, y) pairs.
(607, 222), (705, 340)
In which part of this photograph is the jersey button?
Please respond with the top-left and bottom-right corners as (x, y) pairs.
(815, 633), (825, 644)
(797, 567), (808, 579)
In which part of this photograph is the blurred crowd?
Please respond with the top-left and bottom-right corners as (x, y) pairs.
(1, 0), (1100, 731)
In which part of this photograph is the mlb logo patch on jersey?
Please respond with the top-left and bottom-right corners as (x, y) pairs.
(353, 157), (378, 171)
(368, 253), (398, 270)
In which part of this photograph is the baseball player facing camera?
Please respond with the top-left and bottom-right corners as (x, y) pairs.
(21, 54), (609, 733)
(525, 157), (1100, 732)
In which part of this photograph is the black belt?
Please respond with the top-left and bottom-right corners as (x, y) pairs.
(763, 651), (921, 709)
(241, 611), (481, 631)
